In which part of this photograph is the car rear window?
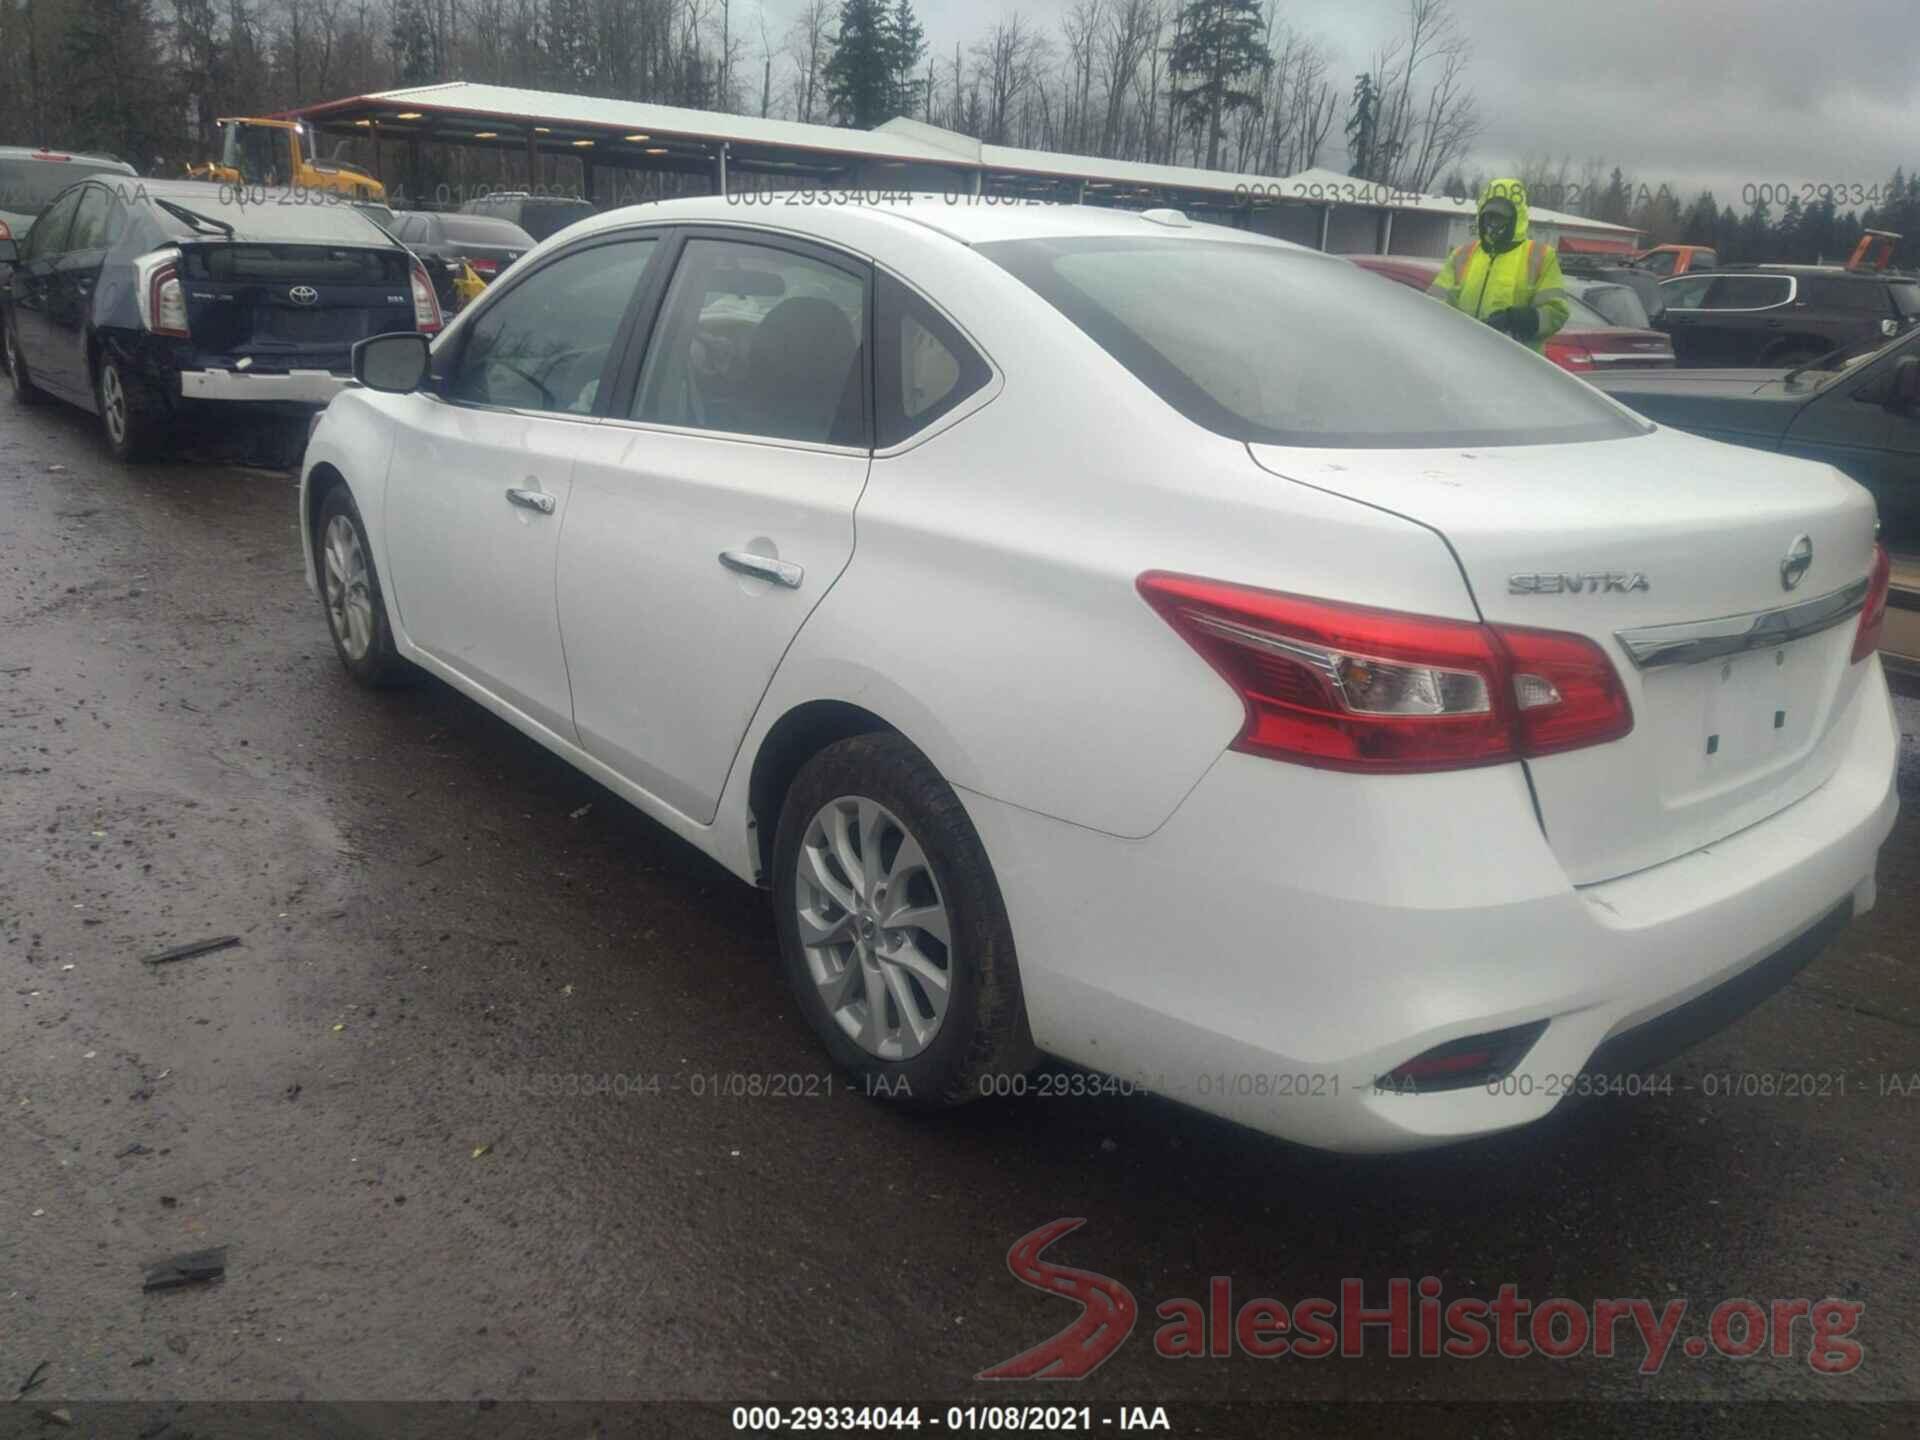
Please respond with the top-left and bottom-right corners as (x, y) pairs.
(145, 188), (395, 245)
(439, 215), (533, 246)
(980, 236), (1646, 449)
(1802, 277), (1893, 313)
(0, 156), (133, 216)
(1576, 283), (1650, 329)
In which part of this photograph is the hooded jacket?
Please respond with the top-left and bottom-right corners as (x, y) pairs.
(1427, 178), (1570, 352)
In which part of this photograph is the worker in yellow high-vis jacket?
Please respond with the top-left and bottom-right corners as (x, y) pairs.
(1428, 178), (1570, 352)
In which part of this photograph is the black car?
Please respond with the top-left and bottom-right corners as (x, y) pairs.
(2, 178), (440, 460)
(1593, 327), (1920, 542)
(387, 210), (534, 312)
(457, 191), (596, 243)
(1655, 266), (1920, 369)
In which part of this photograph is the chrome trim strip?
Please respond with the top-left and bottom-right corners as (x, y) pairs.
(1614, 578), (1869, 670)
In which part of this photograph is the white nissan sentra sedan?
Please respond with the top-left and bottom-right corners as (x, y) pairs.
(298, 195), (1898, 1152)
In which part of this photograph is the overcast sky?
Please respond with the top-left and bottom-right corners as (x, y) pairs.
(753, 0), (1920, 207)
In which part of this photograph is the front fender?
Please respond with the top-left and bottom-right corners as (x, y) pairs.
(299, 387), (398, 597)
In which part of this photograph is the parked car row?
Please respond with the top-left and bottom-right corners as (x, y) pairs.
(1654, 265), (1920, 368)
(0, 143), (572, 459)
(2, 178), (442, 458)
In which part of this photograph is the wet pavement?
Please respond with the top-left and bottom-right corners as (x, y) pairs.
(2, 398), (1918, 1429)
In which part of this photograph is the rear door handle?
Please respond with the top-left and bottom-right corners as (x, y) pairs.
(719, 550), (803, 588)
(505, 487), (556, 514)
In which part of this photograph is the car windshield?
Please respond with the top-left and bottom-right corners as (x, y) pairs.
(0, 156), (132, 216)
(981, 236), (1647, 448)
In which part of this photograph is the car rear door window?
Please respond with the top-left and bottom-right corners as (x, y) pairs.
(64, 186), (109, 252)
(633, 237), (869, 447)
(875, 271), (990, 446)
(445, 237), (660, 415)
(24, 187), (83, 259)
(1702, 276), (1792, 309)
(1660, 275), (1714, 309)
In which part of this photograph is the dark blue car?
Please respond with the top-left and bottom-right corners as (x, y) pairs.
(2, 178), (440, 460)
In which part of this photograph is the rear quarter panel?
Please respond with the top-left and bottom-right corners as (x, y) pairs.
(725, 229), (1480, 842)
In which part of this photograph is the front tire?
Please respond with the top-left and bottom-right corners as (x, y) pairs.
(97, 354), (167, 462)
(773, 733), (1037, 1108)
(316, 484), (411, 688)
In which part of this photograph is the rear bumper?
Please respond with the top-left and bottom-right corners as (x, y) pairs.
(960, 659), (1899, 1152)
(180, 368), (349, 405)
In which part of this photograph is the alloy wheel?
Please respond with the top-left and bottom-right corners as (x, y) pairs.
(322, 513), (375, 661)
(795, 795), (953, 1060)
(101, 364), (127, 445)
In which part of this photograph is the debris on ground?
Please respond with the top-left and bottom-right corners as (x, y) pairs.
(569, 804), (592, 820)
(117, 1143), (150, 1158)
(471, 1143), (492, 1159)
(142, 1246), (227, 1292)
(417, 851), (445, 868)
(140, 936), (240, 967)
(130, 1356), (155, 1368)
(39, 1407), (73, 1427)
(17, 1360), (49, 1397)
(159, 1196), (177, 1209)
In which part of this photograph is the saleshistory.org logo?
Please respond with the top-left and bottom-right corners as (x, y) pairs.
(977, 1221), (1865, 1379)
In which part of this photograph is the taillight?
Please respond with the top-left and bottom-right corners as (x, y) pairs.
(1852, 543), (1892, 663)
(1137, 573), (1633, 773)
(410, 259), (443, 333)
(148, 263), (189, 337)
(1546, 338), (1595, 372)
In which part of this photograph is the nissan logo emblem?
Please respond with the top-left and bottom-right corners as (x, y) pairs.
(289, 285), (319, 306)
(1780, 534), (1813, 592)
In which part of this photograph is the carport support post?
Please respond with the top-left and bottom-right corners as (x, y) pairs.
(1379, 208), (1395, 255)
(714, 142), (729, 197)
(525, 133), (539, 191)
(1318, 202), (1331, 252)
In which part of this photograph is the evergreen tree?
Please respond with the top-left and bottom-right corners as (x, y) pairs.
(59, 0), (167, 160)
(824, 0), (893, 127)
(1345, 73), (1377, 181)
(1167, 0), (1270, 172)
(888, 0), (927, 118)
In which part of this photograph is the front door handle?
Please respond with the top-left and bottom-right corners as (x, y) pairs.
(505, 487), (556, 515)
(719, 550), (803, 588)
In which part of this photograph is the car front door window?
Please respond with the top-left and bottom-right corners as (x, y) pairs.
(445, 238), (658, 415)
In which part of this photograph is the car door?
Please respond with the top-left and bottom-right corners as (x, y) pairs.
(46, 183), (111, 398)
(378, 233), (665, 740)
(10, 186), (82, 394)
(558, 229), (873, 822)
(1653, 273), (1715, 365)
(1689, 274), (1796, 366)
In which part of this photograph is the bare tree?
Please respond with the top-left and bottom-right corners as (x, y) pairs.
(1353, 0), (1479, 192)
(783, 0), (832, 124)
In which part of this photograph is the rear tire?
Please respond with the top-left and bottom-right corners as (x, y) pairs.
(773, 732), (1038, 1108)
(6, 321), (47, 406)
(97, 354), (167, 462)
(316, 484), (411, 688)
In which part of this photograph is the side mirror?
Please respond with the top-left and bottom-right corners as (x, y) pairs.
(1888, 356), (1920, 413)
(352, 331), (430, 394)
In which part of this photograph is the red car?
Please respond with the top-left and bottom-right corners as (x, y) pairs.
(1346, 254), (1675, 374)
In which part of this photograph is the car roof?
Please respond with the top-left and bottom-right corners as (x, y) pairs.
(0, 146), (135, 170)
(563, 192), (1318, 254)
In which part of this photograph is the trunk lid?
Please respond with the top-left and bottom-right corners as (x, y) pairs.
(1249, 428), (1880, 884)
(177, 240), (416, 371)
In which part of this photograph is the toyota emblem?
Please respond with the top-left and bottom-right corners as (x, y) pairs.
(1780, 534), (1813, 592)
(289, 285), (319, 306)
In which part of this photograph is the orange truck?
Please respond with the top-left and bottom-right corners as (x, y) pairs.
(186, 118), (385, 202)
(1631, 244), (1718, 277)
